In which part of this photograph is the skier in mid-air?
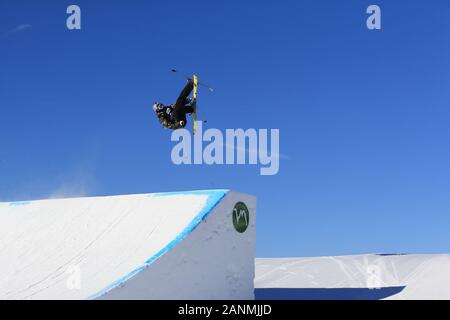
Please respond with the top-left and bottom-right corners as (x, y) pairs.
(153, 79), (195, 130)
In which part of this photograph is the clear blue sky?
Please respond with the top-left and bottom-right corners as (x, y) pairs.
(1, 0), (450, 257)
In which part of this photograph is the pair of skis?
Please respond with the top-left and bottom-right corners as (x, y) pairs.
(171, 69), (213, 135)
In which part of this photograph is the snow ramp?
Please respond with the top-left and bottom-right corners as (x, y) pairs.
(0, 190), (256, 300)
(255, 254), (450, 300)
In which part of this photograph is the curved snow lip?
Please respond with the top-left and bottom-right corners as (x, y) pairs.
(87, 189), (229, 300)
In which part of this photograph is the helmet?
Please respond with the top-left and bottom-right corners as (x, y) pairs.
(153, 102), (164, 112)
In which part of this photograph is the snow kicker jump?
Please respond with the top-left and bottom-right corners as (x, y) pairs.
(0, 190), (256, 300)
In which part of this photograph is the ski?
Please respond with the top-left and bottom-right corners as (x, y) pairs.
(192, 74), (198, 135)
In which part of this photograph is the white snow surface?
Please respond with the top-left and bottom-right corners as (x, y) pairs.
(255, 254), (450, 300)
(0, 190), (256, 300)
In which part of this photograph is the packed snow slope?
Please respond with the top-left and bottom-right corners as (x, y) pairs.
(255, 254), (450, 300)
(0, 190), (256, 300)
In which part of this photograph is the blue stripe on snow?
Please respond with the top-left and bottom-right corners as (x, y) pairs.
(146, 189), (229, 198)
(9, 201), (31, 207)
(87, 189), (229, 300)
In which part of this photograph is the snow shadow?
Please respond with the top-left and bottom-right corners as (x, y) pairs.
(255, 286), (406, 300)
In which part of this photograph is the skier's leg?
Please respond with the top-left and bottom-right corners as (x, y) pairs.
(172, 80), (193, 125)
(174, 80), (194, 108)
(184, 105), (194, 115)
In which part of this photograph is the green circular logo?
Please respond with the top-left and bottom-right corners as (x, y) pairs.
(232, 202), (250, 233)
